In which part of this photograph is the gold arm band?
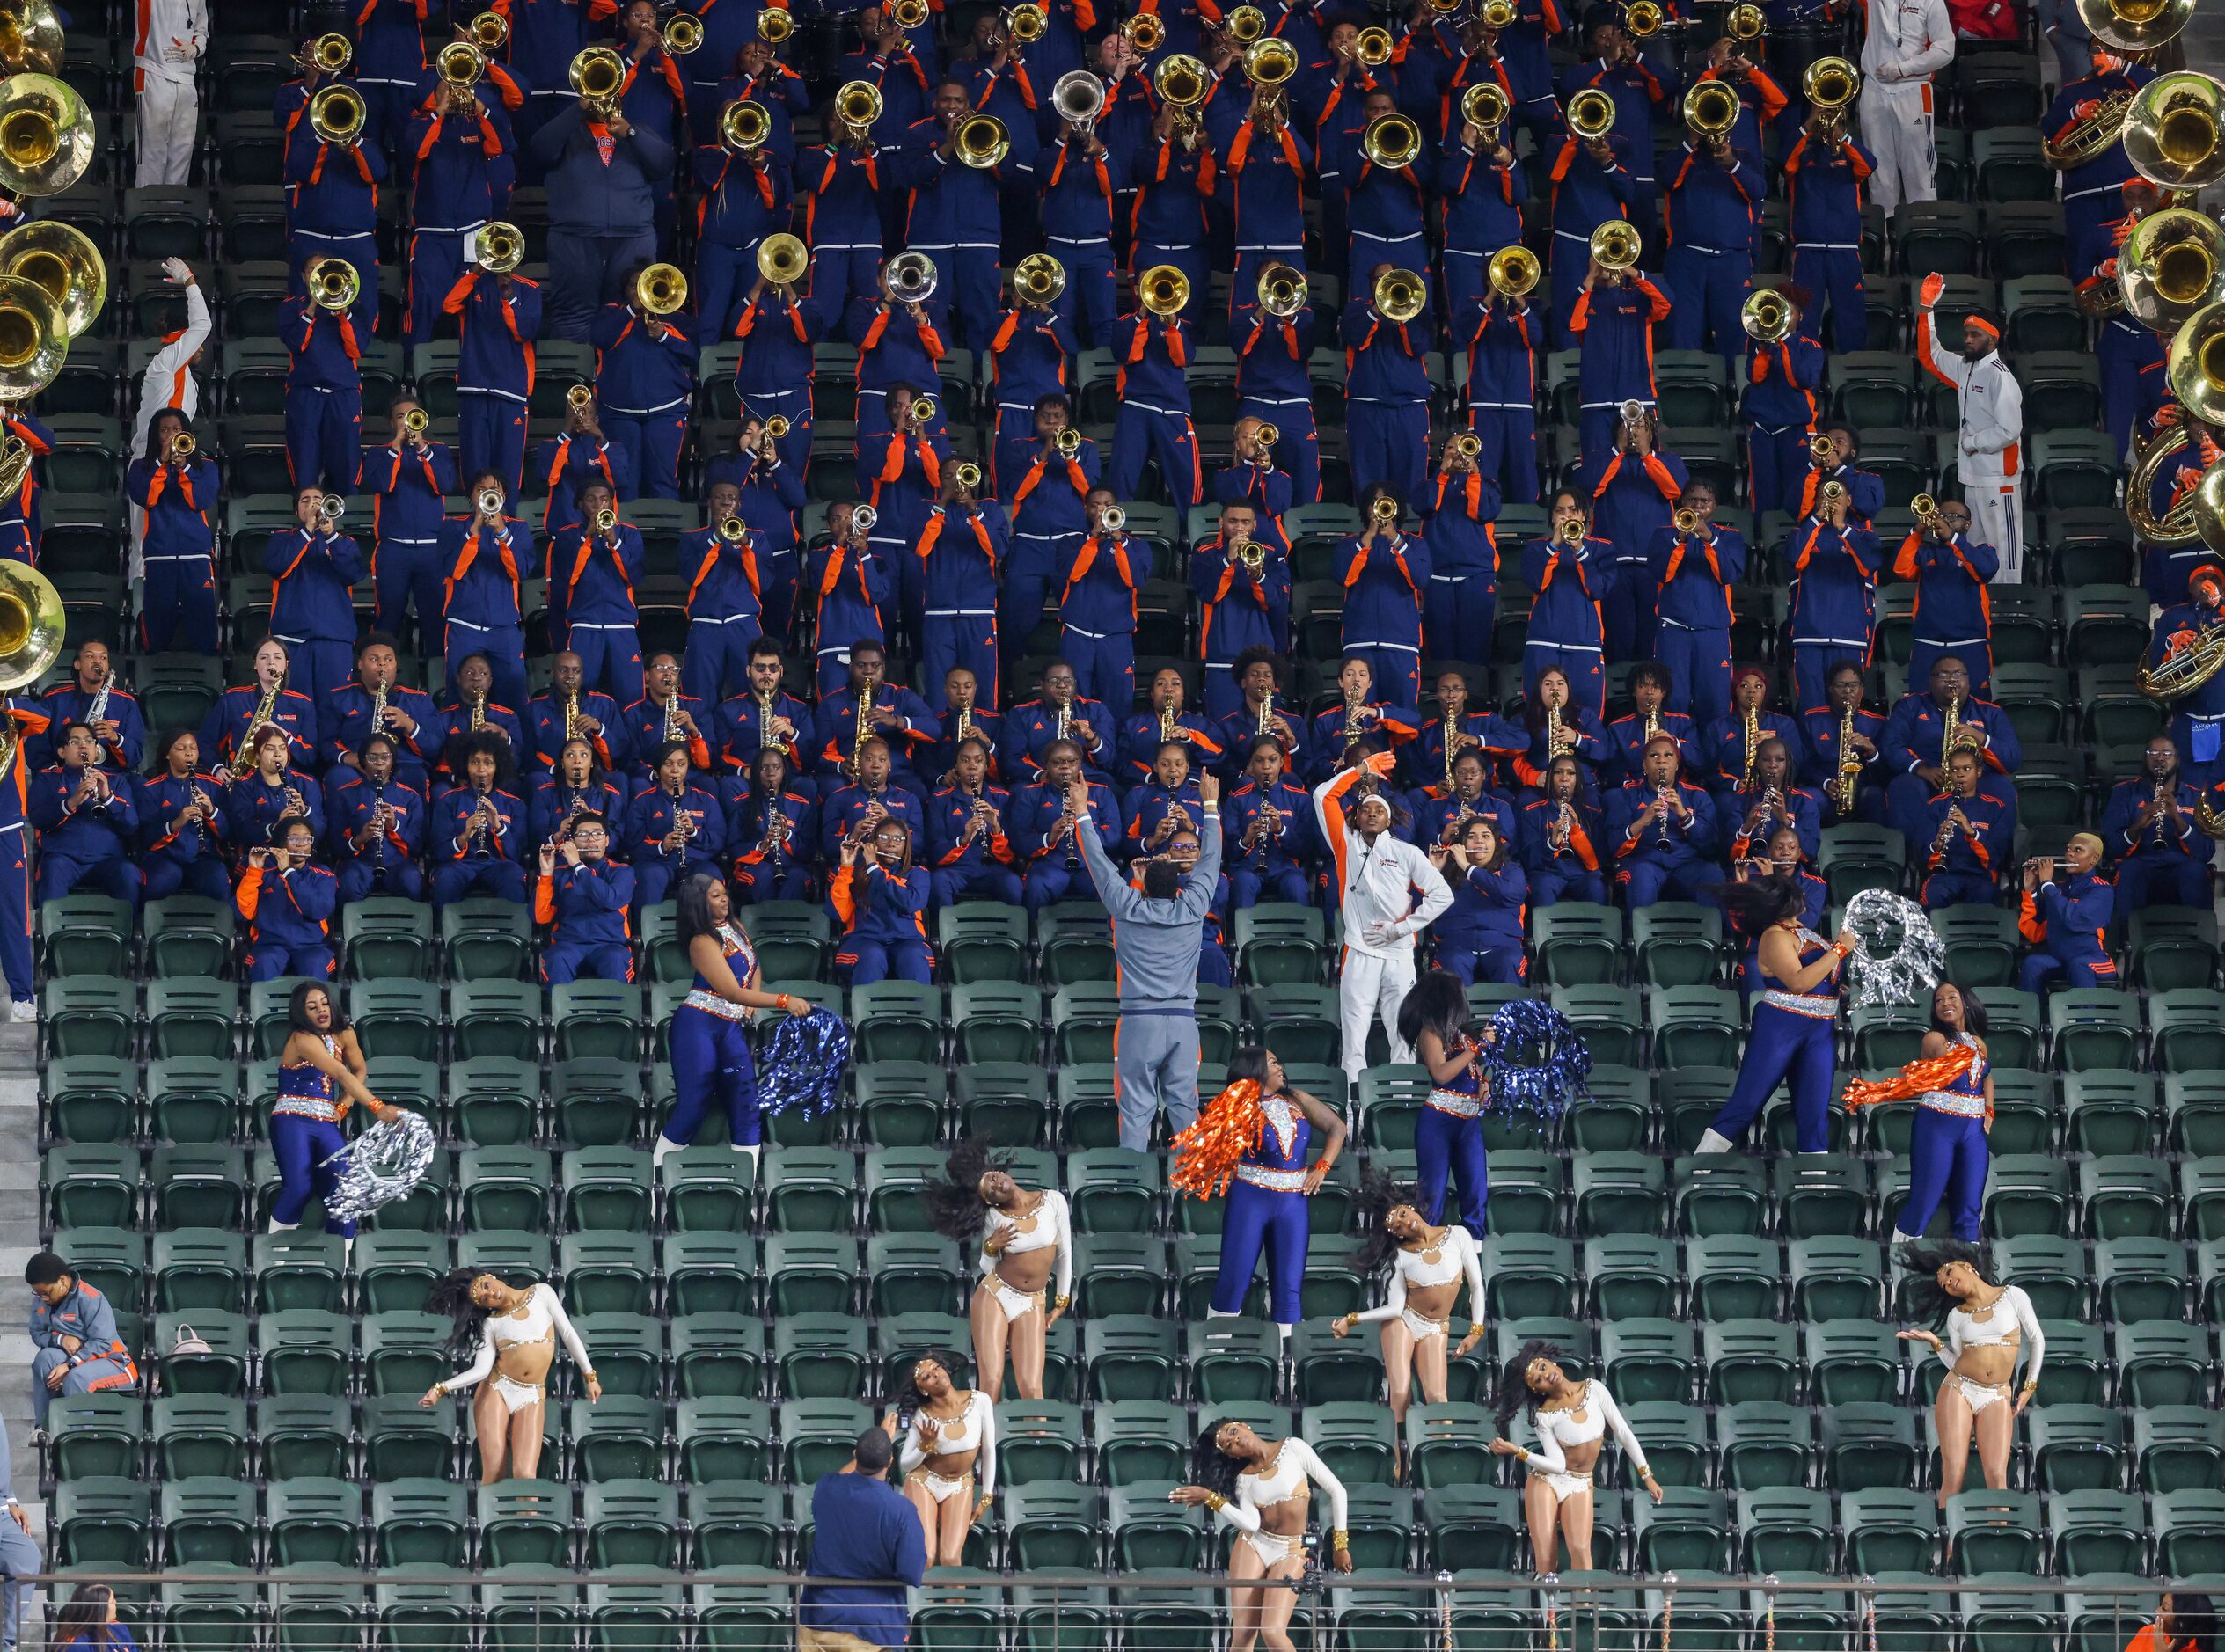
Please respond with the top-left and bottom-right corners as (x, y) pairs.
(1204, 1491), (1226, 1512)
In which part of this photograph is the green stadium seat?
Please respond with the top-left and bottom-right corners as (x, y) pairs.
(850, 982), (944, 1065)
(1482, 1235), (1577, 1319)
(1108, 1482), (1207, 1571)
(2036, 1321), (2109, 1406)
(161, 1476), (257, 1566)
(1631, 903), (1724, 989)
(1552, 986), (1645, 1069)
(1572, 1152), (1661, 1238)
(40, 894), (134, 976)
(1038, 905), (1116, 986)
(1736, 1487), (1834, 1573)
(1841, 1488), (1938, 1574)
(2183, 1159), (2225, 1243)
(457, 1146), (552, 1232)
(260, 1398), (354, 1482)
(1530, 903), (1623, 986)
(2062, 1072), (2157, 1157)
(1091, 1400), (1189, 1488)
(1992, 1234), (2086, 1321)
(46, 976), (136, 1060)
(689, 1481), (785, 1568)
(865, 1233), (964, 1315)
(952, 983), (1043, 1064)
(1291, 1318), (1380, 1406)
(1602, 1319), (1696, 1406)
(267, 1480), (362, 1566)
(1417, 1486), (1522, 1571)
(936, 904), (1028, 983)
(441, 900), (533, 980)
(2115, 1321), (2209, 1407)
(676, 1399), (774, 1482)
(143, 896), (234, 980)
(1716, 1403), (1813, 1491)
(1003, 1482), (1104, 1570)
(1819, 1403), (1921, 1492)
(2079, 1156), (2171, 1239)
(774, 1311), (868, 1398)
(1073, 1236), (1166, 1319)
(779, 1399), (871, 1483)
(663, 1234), (758, 1315)
(1943, 1489), (2043, 1576)
(567, 1395), (665, 1481)
(2154, 1489), (2225, 1575)
(1634, 1485), (1730, 1571)
(1233, 903), (1326, 986)
(1066, 1149), (1161, 1233)
(362, 1395), (457, 1481)
(2137, 1407), (2225, 1493)
(46, 1056), (137, 1144)
(1086, 1317), (1179, 1401)
(1703, 1320), (1798, 1406)
(1776, 1159), (1872, 1244)
(55, 1478), (153, 1565)
(1982, 1154), (2072, 1239)
(2026, 1407), (2126, 1494)
(1674, 1158), (1767, 1239)
(50, 1393), (144, 1482)
(560, 1147), (655, 1233)
(153, 1229), (245, 1314)
(1804, 1321), (1900, 1406)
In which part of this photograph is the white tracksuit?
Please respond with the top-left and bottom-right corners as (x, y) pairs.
(128, 279), (209, 572)
(1919, 300), (2027, 582)
(1314, 762), (1453, 1086)
(1858, 0), (1954, 215)
(134, 0), (208, 186)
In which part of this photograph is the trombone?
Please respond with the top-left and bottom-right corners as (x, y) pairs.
(1122, 13), (1164, 51)
(1489, 245), (1540, 300)
(1567, 86), (1615, 143)
(1684, 79), (1739, 145)
(305, 256), (360, 311)
(309, 82), (366, 145)
(570, 47), (625, 116)
(1363, 113), (1423, 169)
(467, 11), (509, 49)
(1374, 267), (1426, 323)
(437, 41), (486, 87)
(1461, 83), (1510, 145)
(1804, 56), (1858, 141)
(1224, 4), (1266, 40)
(758, 232), (809, 286)
(1741, 288), (1792, 342)
(474, 221), (523, 274)
(1140, 264), (1189, 316)
(888, 250), (938, 304)
(721, 98), (769, 150)
(663, 13), (703, 53)
(1052, 69), (1105, 130)
(1354, 26), (1394, 64)
(1014, 252), (1065, 306)
(305, 33), (352, 73)
(1155, 53), (1207, 133)
(1006, 4), (1048, 40)
(955, 113), (1009, 167)
(758, 7), (794, 40)
(1591, 219), (1642, 273)
(1258, 262), (1307, 317)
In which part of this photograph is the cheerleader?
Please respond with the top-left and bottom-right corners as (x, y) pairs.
(1173, 1049), (1347, 1353)
(1331, 1172), (1485, 1447)
(1426, 818), (1528, 984)
(1488, 1340), (1663, 1574)
(651, 874), (813, 1172)
(1698, 873), (1855, 1155)
(420, 1269), (601, 1484)
(880, 1351), (998, 1568)
(1396, 969), (1491, 1237)
(922, 1138), (1072, 1401)
(269, 983), (403, 1239)
(1894, 1241), (2045, 1505)
(1170, 1419), (1352, 1652)
(1848, 982), (1992, 1244)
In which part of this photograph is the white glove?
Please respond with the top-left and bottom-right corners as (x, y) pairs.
(162, 40), (194, 62)
(162, 257), (193, 285)
(1362, 920), (1398, 947)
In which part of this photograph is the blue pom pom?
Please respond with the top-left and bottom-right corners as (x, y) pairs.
(758, 1009), (853, 1121)
(1480, 999), (1593, 1123)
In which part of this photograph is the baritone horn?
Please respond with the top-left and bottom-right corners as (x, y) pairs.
(1052, 69), (1105, 128)
(468, 11), (509, 48)
(1591, 219), (1642, 271)
(1225, 4), (1265, 40)
(1363, 113), (1422, 169)
(1481, 0), (1517, 18)
(570, 47), (625, 113)
(437, 42), (487, 86)
(955, 113), (1009, 166)
(758, 232), (808, 286)
(2120, 208), (2225, 333)
(1259, 262), (1306, 316)
(309, 82), (366, 145)
(1007, 4), (1047, 40)
(892, 0), (928, 26)
(1727, 2), (1765, 36)
(1567, 86), (1615, 142)
(1374, 267), (1425, 322)
(1015, 252), (1065, 306)
(474, 220), (523, 274)
(721, 99), (769, 150)
(0, 221), (104, 341)
(1741, 288), (1792, 342)
(1804, 55), (1858, 138)
(1355, 26), (1394, 63)
(1627, 0), (1665, 33)
(307, 33), (353, 72)
(836, 80), (883, 136)
(1684, 78), (1739, 143)
(888, 250), (938, 303)
(1140, 264), (1189, 315)
(1461, 82), (1509, 141)
(632, 263), (687, 315)
(1489, 245), (1539, 299)
(2125, 71), (2225, 193)
(1122, 13), (1164, 51)
(2169, 299), (2225, 425)
(306, 256), (360, 311)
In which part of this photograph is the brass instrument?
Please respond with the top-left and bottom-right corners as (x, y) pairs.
(85, 666), (109, 731)
(2140, 608), (2225, 699)
(1811, 432), (1836, 463)
(235, 676), (286, 777)
(718, 515), (749, 543)
(1052, 69), (1106, 129)
(1442, 704), (1460, 790)
(1462, 83), (1509, 144)
(1235, 532), (1267, 576)
(1015, 252), (1066, 306)
(956, 113), (1010, 167)
(305, 256), (359, 311)
(952, 460), (983, 493)
(0, 271), (62, 406)
(2077, 0), (2193, 57)
(2121, 209), (2225, 334)
(1258, 263), (1306, 316)
(632, 263), (687, 316)
(1912, 493), (1941, 526)
(570, 46), (625, 113)
(567, 384), (595, 415)
(1101, 505), (1127, 536)
(475, 221), (523, 274)
(1255, 422), (1281, 450)
(469, 688), (488, 732)
(0, 560), (62, 764)
(307, 33), (353, 73)
(1156, 53), (1207, 132)
(1591, 219), (1642, 272)
(1489, 245), (1540, 300)
(1007, 4), (1048, 40)
(1555, 516), (1585, 546)
(765, 415), (791, 441)
(403, 408), (430, 438)
(1567, 87), (1615, 143)
(1481, 0), (1516, 20)
(0, 74), (91, 197)
(310, 83), (366, 146)
(1453, 432), (1482, 460)
(888, 249), (938, 304)
(758, 685), (790, 756)
(1123, 13), (1164, 51)
(1054, 426), (1082, 459)
(890, 0), (929, 24)
(0, 222), (103, 342)
(1244, 38), (1297, 116)
(836, 81), (883, 140)
(1684, 79), (1739, 144)
(1727, 2), (1764, 37)
(1355, 26), (1394, 65)
(955, 696), (976, 748)
(1363, 113), (1423, 170)
(664, 13), (703, 53)
(1371, 495), (1401, 530)
(2124, 71), (2225, 193)
(1740, 705), (1760, 789)
(438, 40), (487, 90)
(591, 507), (618, 537)
(1803, 56), (1858, 141)
(168, 430), (196, 464)
(466, 11), (509, 50)
(1742, 288), (1792, 343)
(1226, 4), (1266, 40)
(1819, 479), (1848, 511)
(475, 485), (504, 516)
(1140, 264), (1189, 315)
(1836, 705), (1862, 815)
(909, 395), (938, 429)
(2044, 82), (2134, 168)
(1673, 505), (1702, 536)
(722, 99), (770, 150)
(1374, 267), (1426, 323)
(1627, 0), (1665, 33)
(2169, 300), (2225, 425)
(318, 495), (345, 529)
(759, 7), (794, 40)
(758, 233), (808, 286)
(849, 691), (873, 775)
(851, 504), (878, 537)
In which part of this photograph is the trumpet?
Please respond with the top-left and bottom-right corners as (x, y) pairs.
(567, 384), (596, 416)
(952, 460), (983, 493)
(1480, 0), (1515, 21)
(1370, 495), (1401, 528)
(1810, 432), (1835, 463)
(1741, 288), (1792, 342)
(664, 13), (703, 53)
(758, 232), (808, 286)
(1489, 245), (1540, 300)
(1053, 426), (1082, 458)
(1235, 534), (1267, 576)
(569, 46), (625, 114)
(718, 515), (750, 544)
(1627, 0), (1666, 33)
(1254, 421), (1282, 451)
(1140, 264), (1189, 315)
(1101, 505), (1128, 536)
(1452, 432), (1482, 461)
(1819, 479), (1848, 512)
(765, 415), (792, 441)
(167, 429), (196, 464)
(631, 262), (688, 316)
(475, 221), (523, 274)
(1355, 26), (1394, 64)
(1555, 516), (1585, 546)
(460, 10), (507, 49)
(1568, 86), (1615, 143)
(722, 99), (769, 150)
(759, 7), (794, 40)
(1053, 69), (1106, 129)
(310, 83), (366, 146)
(1258, 262), (1306, 317)
(908, 395), (938, 429)
(893, 0), (928, 26)
(850, 503), (879, 537)
(305, 255), (359, 311)
(437, 41), (486, 87)
(888, 249), (938, 304)
(476, 485), (505, 516)
(1911, 492), (1940, 524)
(1672, 505), (1702, 536)
(591, 506), (618, 537)
(1015, 252), (1065, 306)
(1374, 267), (1426, 323)
(306, 33), (353, 72)
(402, 408), (430, 438)
(1156, 53), (1207, 133)
(955, 113), (1010, 167)
(1123, 13), (1164, 51)
(318, 495), (346, 528)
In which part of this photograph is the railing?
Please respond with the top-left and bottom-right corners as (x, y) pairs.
(8, 1568), (2184, 1650)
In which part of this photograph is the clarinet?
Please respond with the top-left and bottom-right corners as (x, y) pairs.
(371, 779), (388, 876)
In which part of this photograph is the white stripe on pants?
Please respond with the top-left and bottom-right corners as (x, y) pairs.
(1338, 948), (1417, 1085)
(136, 77), (197, 186)
(1965, 479), (2023, 583)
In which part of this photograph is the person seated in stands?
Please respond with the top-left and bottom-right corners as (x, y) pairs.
(1699, 666), (1803, 802)
(1881, 654), (2019, 852)
(1214, 648), (1306, 780)
(2018, 834), (2118, 993)
(35, 642), (142, 775)
(1920, 747), (2011, 910)
(719, 637), (821, 796)
(1430, 816), (1528, 984)
(1510, 665), (1607, 800)
(1606, 733), (1723, 910)
(626, 738), (727, 910)
(1225, 734), (1319, 910)
(1119, 668), (1223, 789)
(816, 640), (936, 806)
(1722, 736), (1821, 866)
(1408, 668), (1508, 799)
(1000, 658), (1114, 782)
(728, 747), (819, 906)
(228, 725), (328, 852)
(432, 730), (529, 906)
(1011, 736), (1120, 910)
(535, 812), (637, 984)
(832, 815), (935, 984)
(530, 736), (633, 857)
(927, 735), (1021, 908)
(239, 816), (340, 980)
(618, 651), (715, 783)
(1521, 752), (1610, 908)
(1410, 749), (1519, 859)
(327, 733), (428, 904)
(1603, 662), (1701, 789)
(324, 636), (440, 796)
(1798, 658), (1888, 827)
(2102, 734), (2210, 925)
(203, 637), (320, 777)
(1125, 741), (1209, 863)
(32, 722), (143, 909)
(820, 735), (927, 865)
(1306, 655), (1420, 786)
(25, 1251), (138, 1435)
(529, 649), (629, 775)
(135, 730), (229, 904)
(423, 651), (528, 781)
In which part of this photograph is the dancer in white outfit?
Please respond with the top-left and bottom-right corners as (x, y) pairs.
(881, 1353), (998, 1567)
(1857, 0), (1954, 213)
(1488, 1341), (1663, 1573)
(1314, 750), (1453, 1088)
(1331, 1173), (1486, 1454)
(1895, 1241), (2045, 1505)
(1918, 276), (2025, 582)
(421, 1273), (600, 1483)
(923, 1138), (1072, 1401)
(1172, 1420), (1352, 1652)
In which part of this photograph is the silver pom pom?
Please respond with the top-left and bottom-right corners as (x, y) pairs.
(1841, 888), (1945, 1007)
(319, 1111), (437, 1226)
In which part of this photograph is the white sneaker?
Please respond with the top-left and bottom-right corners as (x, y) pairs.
(9, 1000), (33, 1023)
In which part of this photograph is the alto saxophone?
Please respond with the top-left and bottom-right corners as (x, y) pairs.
(1836, 705), (1860, 815)
(1941, 693), (1963, 770)
(235, 676), (286, 776)
(854, 691), (874, 771)
(955, 698), (975, 745)
(1160, 694), (1180, 744)
(1740, 705), (1760, 790)
(1342, 688), (1365, 758)
(665, 695), (685, 746)
(469, 688), (487, 733)
(759, 686), (790, 756)
(86, 671), (111, 730)
(1643, 707), (1659, 745)
(1547, 702), (1563, 760)
(564, 689), (583, 740)
(1256, 691), (1274, 738)
(1056, 698), (1072, 743)
(370, 681), (387, 738)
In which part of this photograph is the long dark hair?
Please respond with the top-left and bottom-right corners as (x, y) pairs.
(1715, 872), (1804, 938)
(1347, 1167), (1426, 1276)
(424, 1268), (534, 1362)
(922, 1137), (1008, 1244)
(880, 1349), (966, 1436)
(675, 874), (728, 946)
(1226, 1047), (1278, 1092)
(50, 1583), (119, 1648)
(1522, 669), (1575, 735)
(1396, 969), (1472, 1051)
(1897, 1239), (1995, 1327)
(1931, 981), (1989, 1038)
(1187, 1423), (1246, 1499)
(2166, 1592), (2221, 1652)
(1492, 1339), (1564, 1431)
(286, 980), (349, 1036)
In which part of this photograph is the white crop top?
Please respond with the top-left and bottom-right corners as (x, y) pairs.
(1351, 1226), (1484, 1326)
(1521, 1381), (1650, 1476)
(981, 1188), (1073, 1300)
(436, 1283), (593, 1393)
(1210, 1438), (1350, 1536)
(1937, 1283), (2045, 1384)
(896, 1389), (998, 1494)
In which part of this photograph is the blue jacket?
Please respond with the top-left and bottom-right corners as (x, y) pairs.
(1058, 531), (1152, 638)
(593, 305), (695, 415)
(728, 290), (823, 399)
(1195, 534), (1290, 669)
(29, 765), (136, 859)
(280, 290), (379, 392)
(438, 515), (530, 631)
(695, 141), (793, 252)
(818, 781), (926, 861)
(1009, 775), (1121, 866)
(529, 107), (674, 236)
(832, 859), (932, 948)
(1649, 520), (1744, 632)
(504, 0), (595, 104)
(847, 299), (949, 405)
(1002, 696), (1115, 778)
(2104, 775), (2210, 866)
(266, 528), (369, 643)
(1698, 711), (1803, 797)
(1008, 442), (1101, 543)
(1582, 449), (1685, 579)
(1891, 529), (1999, 649)
(928, 782), (1018, 877)
(989, 306), (1077, 415)
(809, 544), (892, 659)
(1109, 314), (1194, 411)
(443, 272), (540, 400)
(1569, 275), (1670, 406)
(402, 104), (516, 233)
(1438, 858), (1527, 945)
(1605, 777), (1722, 864)
(1545, 131), (1634, 238)
(327, 772), (428, 868)
(798, 1470), (927, 1648)
(1662, 140), (1764, 254)
(893, 120), (1005, 245)
(1224, 776), (1320, 872)
(548, 521), (646, 627)
(364, 440), (457, 545)
(1438, 133), (1526, 252)
(1233, 306), (1313, 403)
(226, 769), (327, 849)
(1523, 533), (1614, 654)
(1558, 55), (1672, 186)
(537, 857), (637, 947)
(801, 145), (889, 253)
(2020, 868), (2117, 979)
(1341, 299), (1432, 406)
(136, 771), (225, 866)
(202, 683), (321, 775)
(1603, 710), (1700, 789)
(816, 684), (935, 779)
(1456, 297), (1542, 412)
(531, 775), (634, 851)
(1923, 787), (2013, 883)
(285, 135), (387, 235)
(1882, 691), (2021, 781)
(1787, 520), (1882, 646)
(1745, 333), (1824, 432)
(530, 435), (635, 535)
(1519, 791), (1607, 881)
(1336, 529), (1430, 653)
(128, 456), (219, 561)
(434, 783), (525, 865)
(914, 505), (1004, 615)
(683, 526), (765, 628)
(527, 687), (629, 773)
(1782, 127), (1876, 249)
(239, 859), (338, 952)
(39, 683), (144, 774)
(1040, 134), (1126, 246)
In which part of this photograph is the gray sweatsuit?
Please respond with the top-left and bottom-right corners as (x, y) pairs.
(1078, 814), (1224, 1150)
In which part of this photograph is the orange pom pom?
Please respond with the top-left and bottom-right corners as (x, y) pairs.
(1169, 1078), (1266, 1200)
(1843, 1044), (1976, 1110)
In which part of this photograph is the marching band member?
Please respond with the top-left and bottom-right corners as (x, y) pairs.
(912, 466), (1005, 713)
(37, 644), (143, 776)
(680, 483), (767, 710)
(1438, 88), (1527, 321)
(1744, 289), (1826, 517)
(817, 641), (934, 800)
(628, 739), (728, 911)
(1411, 669), (1511, 803)
(32, 726), (142, 909)
(1001, 398), (1101, 676)
(1646, 485), (1741, 720)
(203, 640), (320, 778)
(808, 508), (895, 697)
(1055, 491), (1150, 713)
(1224, 735), (1319, 910)
(1421, 435), (1502, 662)
(1218, 76), (1311, 351)
(1800, 658), (1888, 825)
(363, 398), (457, 647)
(227, 725), (328, 852)
(547, 481), (648, 707)
(130, 409), (222, 656)
(1521, 751), (1608, 905)
(1787, 474), (1883, 710)
(1582, 406), (1685, 663)
(1195, 504), (1291, 721)
(1893, 496), (1999, 698)
(136, 731), (229, 904)
(591, 274), (696, 502)
(1918, 745), (2010, 910)
(2017, 835), (2118, 993)
(1917, 275), (2024, 581)
(1661, 100), (1765, 361)
(438, 475), (533, 713)
(892, 81), (1011, 352)
(531, 651), (627, 777)
(432, 732), (529, 906)
(1607, 733), (1722, 910)
(279, 268), (378, 500)
(1124, 739), (1206, 858)
(1215, 419), (1297, 544)
(923, 666), (1002, 788)
(1700, 666), (1802, 801)
(2045, 49), (2155, 289)
(714, 417), (808, 643)
(692, 104), (796, 351)
(1603, 662), (1699, 787)
(1309, 656), (1420, 786)
(1725, 735), (1822, 866)
(929, 735), (1022, 907)
(2152, 566), (2225, 787)
(442, 248), (542, 502)
(1119, 669), (1222, 787)
(1522, 491), (1614, 719)
(1335, 489), (1431, 711)
(284, 90), (385, 299)
(720, 637), (817, 790)
(728, 747), (818, 906)
(531, 393), (634, 538)
(266, 486), (368, 707)
(535, 812), (637, 983)
(529, 97), (676, 343)
(832, 815), (936, 984)
(329, 733), (428, 903)
(1797, 423), (1887, 523)
(426, 653), (527, 781)
(400, 75), (517, 348)
(1783, 113), (1876, 353)
(819, 734), (927, 863)
(1342, 267), (1434, 506)
(1233, 280), (1324, 506)
(1566, 250), (1671, 464)
(1428, 817), (1527, 984)
(988, 275), (1081, 496)
(1558, 6), (1671, 231)
(532, 735), (634, 859)
(725, 270), (822, 479)
(1514, 666), (1607, 800)
(1882, 654), (2020, 853)
(1010, 737), (1120, 908)
(2104, 735), (2211, 924)
(851, 266), (951, 442)
(0, 691), (44, 1019)
(239, 816), (340, 979)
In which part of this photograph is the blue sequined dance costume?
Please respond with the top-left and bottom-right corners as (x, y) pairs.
(1417, 1036), (1489, 1239)
(1707, 925), (1841, 1152)
(271, 1035), (356, 1236)
(661, 924), (765, 1150)
(1896, 1034), (1990, 1242)
(1210, 1091), (1313, 1327)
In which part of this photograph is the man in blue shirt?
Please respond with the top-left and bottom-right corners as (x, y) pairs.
(799, 1428), (927, 1650)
